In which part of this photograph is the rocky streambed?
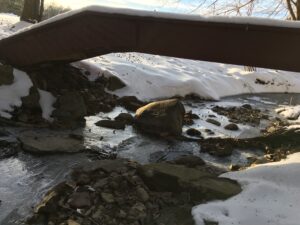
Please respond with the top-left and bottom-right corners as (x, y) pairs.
(0, 64), (299, 225)
(0, 92), (299, 225)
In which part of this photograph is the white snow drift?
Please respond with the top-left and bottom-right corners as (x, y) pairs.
(0, 69), (33, 119)
(78, 53), (300, 101)
(192, 152), (300, 225)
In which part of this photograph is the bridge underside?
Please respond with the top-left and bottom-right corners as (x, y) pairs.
(0, 8), (300, 72)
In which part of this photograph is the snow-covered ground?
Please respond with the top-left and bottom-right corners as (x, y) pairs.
(192, 152), (300, 225)
(77, 54), (300, 101)
(0, 69), (32, 119)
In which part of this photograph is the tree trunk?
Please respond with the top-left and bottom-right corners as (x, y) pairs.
(21, 0), (43, 23)
(297, 0), (300, 20)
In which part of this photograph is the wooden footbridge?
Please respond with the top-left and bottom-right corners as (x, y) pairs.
(1, 6), (300, 72)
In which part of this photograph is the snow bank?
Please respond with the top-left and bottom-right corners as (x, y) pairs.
(0, 69), (33, 118)
(38, 89), (56, 122)
(9, 5), (300, 37)
(78, 53), (300, 101)
(0, 13), (19, 40)
(276, 105), (300, 121)
(192, 152), (300, 225)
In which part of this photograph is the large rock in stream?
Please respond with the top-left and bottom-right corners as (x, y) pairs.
(138, 163), (241, 201)
(135, 99), (185, 136)
(19, 130), (85, 154)
(28, 157), (241, 225)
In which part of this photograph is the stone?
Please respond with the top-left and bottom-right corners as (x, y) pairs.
(0, 140), (19, 159)
(95, 120), (126, 130)
(136, 187), (150, 202)
(67, 220), (81, 225)
(171, 155), (205, 167)
(81, 159), (127, 173)
(128, 202), (147, 220)
(224, 123), (239, 131)
(19, 130), (85, 154)
(0, 65), (14, 85)
(114, 113), (134, 125)
(186, 128), (202, 137)
(53, 91), (87, 125)
(229, 164), (241, 171)
(69, 191), (91, 209)
(117, 96), (145, 111)
(101, 193), (115, 203)
(242, 104), (252, 109)
(106, 75), (126, 91)
(206, 118), (221, 126)
(135, 99), (185, 136)
(138, 163), (241, 201)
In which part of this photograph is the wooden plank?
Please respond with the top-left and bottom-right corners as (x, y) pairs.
(0, 9), (300, 72)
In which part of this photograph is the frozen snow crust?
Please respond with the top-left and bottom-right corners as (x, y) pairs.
(192, 152), (300, 225)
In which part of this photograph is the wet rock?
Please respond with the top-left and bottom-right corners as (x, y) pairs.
(200, 139), (234, 157)
(19, 131), (84, 154)
(135, 99), (185, 136)
(212, 105), (263, 125)
(205, 129), (215, 135)
(106, 75), (126, 91)
(52, 91), (87, 127)
(136, 187), (150, 202)
(117, 96), (145, 111)
(224, 123), (239, 131)
(156, 205), (195, 225)
(80, 159), (128, 173)
(171, 155), (205, 168)
(0, 65), (14, 85)
(114, 113), (134, 125)
(95, 119), (126, 130)
(0, 140), (19, 159)
(242, 104), (252, 109)
(206, 118), (221, 126)
(229, 164), (241, 171)
(69, 191), (91, 209)
(101, 193), (115, 204)
(138, 163), (241, 201)
(67, 219), (81, 225)
(183, 111), (199, 125)
(34, 182), (71, 214)
(128, 202), (147, 220)
(186, 128), (202, 137)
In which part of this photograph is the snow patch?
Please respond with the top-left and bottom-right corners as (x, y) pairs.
(79, 53), (300, 101)
(276, 105), (300, 121)
(0, 69), (33, 118)
(192, 152), (300, 225)
(38, 89), (56, 122)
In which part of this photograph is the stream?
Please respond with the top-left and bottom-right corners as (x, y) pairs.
(0, 93), (299, 225)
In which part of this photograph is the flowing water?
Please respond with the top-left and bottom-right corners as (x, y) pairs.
(0, 93), (299, 225)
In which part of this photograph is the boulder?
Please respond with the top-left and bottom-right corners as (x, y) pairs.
(138, 163), (241, 201)
(224, 123), (239, 131)
(19, 130), (85, 154)
(171, 155), (205, 167)
(186, 128), (202, 137)
(106, 75), (126, 91)
(52, 91), (87, 127)
(0, 65), (14, 85)
(114, 113), (134, 125)
(135, 99), (185, 136)
(206, 118), (221, 126)
(117, 96), (145, 111)
(95, 120), (126, 130)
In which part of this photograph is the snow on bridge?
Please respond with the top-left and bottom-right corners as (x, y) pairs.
(1, 6), (300, 72)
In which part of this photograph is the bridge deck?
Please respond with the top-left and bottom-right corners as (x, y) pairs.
(0, 6), (300, 72)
